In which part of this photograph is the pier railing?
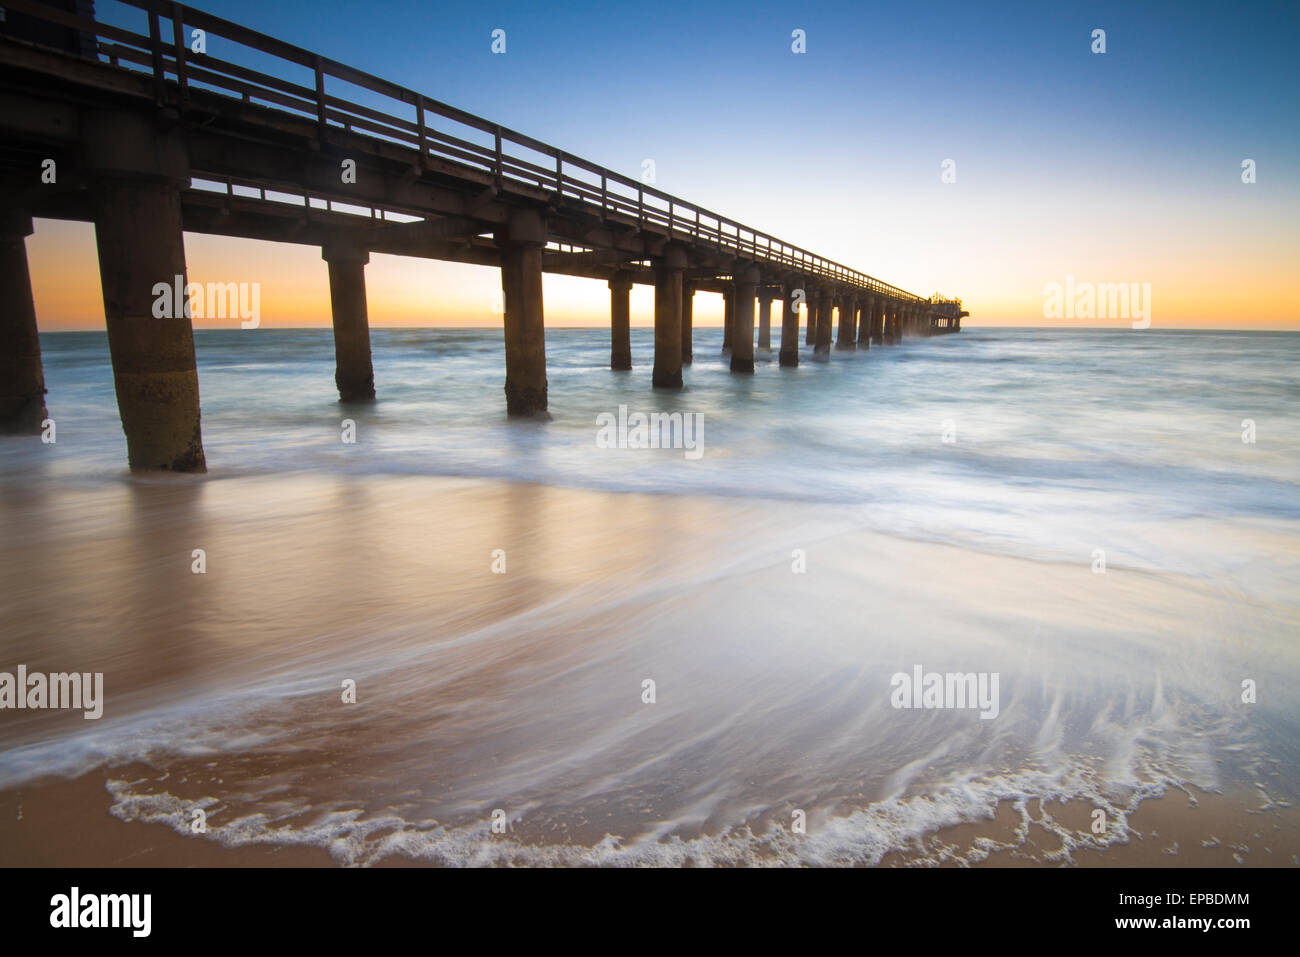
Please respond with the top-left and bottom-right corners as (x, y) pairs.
(2, 0), (937, 302)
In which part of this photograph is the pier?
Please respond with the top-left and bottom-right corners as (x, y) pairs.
(0, 0), (967, 470)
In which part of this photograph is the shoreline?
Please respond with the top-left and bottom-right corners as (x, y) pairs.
(2, 770), (1294, 867)
(1, 472), (1295, 869)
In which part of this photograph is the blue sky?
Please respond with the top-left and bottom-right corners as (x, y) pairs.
(34, 0), (1300, 327)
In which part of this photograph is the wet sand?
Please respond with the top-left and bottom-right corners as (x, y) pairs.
(3, 772), (1294, 867)
(1, 474), (1297, 867)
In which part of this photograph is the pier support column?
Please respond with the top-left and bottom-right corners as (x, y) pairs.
(805, 289), (816, 344)
(836, 295), (858, 351)
(722, 285), (733, 354)
(322, 243), (376, 402)
(857, 293), (873, 349)
(85, 113), (205, 472)
(882, 301), (895, 345)
(652, 245), (686, 389)
(608, 270), (633, 371)
(757, 286), (773, 351)
(779, 279), (800, 367)
(730, 264), (758, 374)
(494, 209), (549, 415)
(0, 211), (47, 434)
(681, 280), (694, 366)
(813, 289), (833, 360)
(871, 297), (884, 345)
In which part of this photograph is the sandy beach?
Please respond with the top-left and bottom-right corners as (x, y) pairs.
(3, 471), (1295, 866)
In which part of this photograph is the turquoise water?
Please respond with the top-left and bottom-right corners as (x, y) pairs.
(15, 326), (1300, 571)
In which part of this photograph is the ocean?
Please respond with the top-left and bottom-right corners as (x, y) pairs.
(1, 326), (1297, 866)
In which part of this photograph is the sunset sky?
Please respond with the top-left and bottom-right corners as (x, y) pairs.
(26, 0), (1300, 330)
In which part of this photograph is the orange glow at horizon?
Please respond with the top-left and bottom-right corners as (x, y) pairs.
(24, 219), (1300, 332)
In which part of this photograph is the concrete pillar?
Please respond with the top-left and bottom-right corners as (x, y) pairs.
(836, 295), (857, 351)
(871, 297), (884, 345)
(494, 209), (549, 415)
(857, 293), (873, 349)
(722, 285), (733, 354)
(757, 286), (773, 351)
(653, 245), (686, 389)
(681, 280), (694, 366)
(805, 290), (816, 344)
(322, 243), (376, 402)
(608, 270), (633, 371)
(91, 168), (206, 470)
(779, 280), (800, 367)
(731, 264), (758, 374)
(0, 211), (48, 434)
(813, 289), (833, 360)
(882, 301), (895, 345)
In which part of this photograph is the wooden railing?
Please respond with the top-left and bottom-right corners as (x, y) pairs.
(3, 0), (948, 303)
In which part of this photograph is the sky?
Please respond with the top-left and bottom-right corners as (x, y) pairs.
(26, 0), (1300, 329)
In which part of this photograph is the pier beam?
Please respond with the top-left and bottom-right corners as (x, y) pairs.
(322, 242), (376, 403)
(779, 278), (800, 367)
(494, 209), (549, 415)
(836, 295), (858, 351)
(813, 289), (833, 360)
(652, 245), (687, 389)
(681, 280), (694, 366)
(85, 114), (205, 472)
(0, 211), (47, 434)
(608, 270), (633, 371)
(730, 264), (758, 374)
(757, 286), (773, 351)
